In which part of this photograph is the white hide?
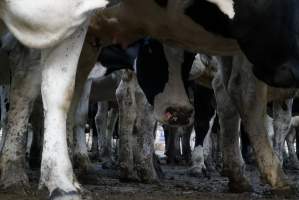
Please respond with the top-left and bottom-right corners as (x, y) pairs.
(87, 63), (107, 79)
(206, 0), (235, 19)
(265, 115), (274, 142)
(190, 113), (216, 173)
(191, 145), (206, 172)
(0, 0), (107, 48)
(291, 116), (299, 127)
(40, 22), (89, 195)
(153, 44), (193, 125)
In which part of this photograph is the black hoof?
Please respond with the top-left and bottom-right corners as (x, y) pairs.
(49, 188), (80, 200)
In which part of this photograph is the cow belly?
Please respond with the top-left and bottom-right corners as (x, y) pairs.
(0, 0), (107, 48)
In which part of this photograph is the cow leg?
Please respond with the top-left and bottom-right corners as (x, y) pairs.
(272, 100), (293, 164)
(74, 79), (93, 172)
(67, 33), (100, 167)
(0, 45), (41, 189)
(181, 126), (193, 164)
(29, 95), (44, 169)
(133, 76), (158, 183)
(240, 124), (255, 164)
(189, 84), (216, 177)
(104, 106), (118, 165)
(165, 127), (181, 165)
(0, 85), (9, 153)
(213, 74), (251, 192)
(39, 23), (88, 200)
(286, 126), (299, 169)
(90, 116), (99, 160)
(240, 84), (289, 190)
(95, 101), (109, 161)
(116, 70), (137, 181)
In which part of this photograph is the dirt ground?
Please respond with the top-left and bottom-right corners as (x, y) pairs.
(0, 164), (298, 200)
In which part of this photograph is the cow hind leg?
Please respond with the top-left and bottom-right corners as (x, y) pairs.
(0, 45), (41, 190)
(74, 79), (93, 173)
(116, 70), (138, 181)
(241, 90), (290, 192)
(133, 79), (158, 183)
(95, 102), (109, 162)
(213, 76), (251, 192)
(39, 23), (88, 200)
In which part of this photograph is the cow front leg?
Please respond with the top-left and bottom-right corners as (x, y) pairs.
(0, 47), (41, 190)
(212, 75), (251, 192)
(39, 23), (88, 200)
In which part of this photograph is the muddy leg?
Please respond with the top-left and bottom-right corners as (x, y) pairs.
(40, 23), (88, 200)
(213, 74), (251, 193)
(0, 42), (41, 189)
(240, 83), (289, 190)
(272, 100), (293, 164)
(73, 79), (93, 172)
(133, 76), (158, 182)
(103, 106), (118, 166)
(116, 70), (137, 181)
(69, 38), (100, 171)
(95, 102), (109, 161)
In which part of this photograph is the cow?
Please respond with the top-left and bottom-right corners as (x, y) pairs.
(210, 53), (299, 192)
(2, 1), (299, 199)
(98, 0), (299, 88)
(0, 1), (110, 198)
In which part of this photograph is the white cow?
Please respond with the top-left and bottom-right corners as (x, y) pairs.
(0, 1), (107, 199)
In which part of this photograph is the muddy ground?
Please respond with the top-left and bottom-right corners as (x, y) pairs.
(0, 163), (298, 200)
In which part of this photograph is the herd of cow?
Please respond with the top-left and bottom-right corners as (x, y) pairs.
(0, 0), (299, 199)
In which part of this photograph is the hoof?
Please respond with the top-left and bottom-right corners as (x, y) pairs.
(49, 188), (81, 200)
(228, 176), (253, 193)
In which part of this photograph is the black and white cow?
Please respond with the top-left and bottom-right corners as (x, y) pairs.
(97, 0), (299, 88)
